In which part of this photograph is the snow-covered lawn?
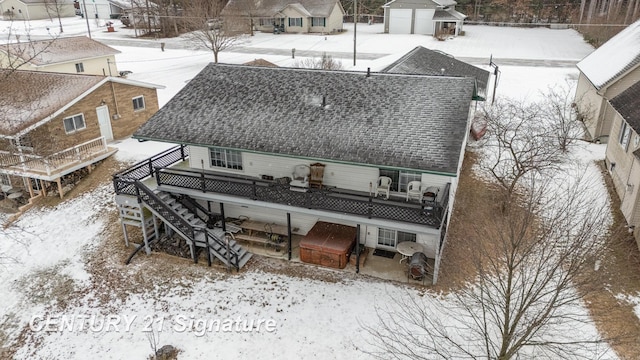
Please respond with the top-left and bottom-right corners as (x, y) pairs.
(0, 15), (636, 359)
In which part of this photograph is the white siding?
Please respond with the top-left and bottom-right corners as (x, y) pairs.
(189, 146), (380, 193)
(363, 226), (439, 258)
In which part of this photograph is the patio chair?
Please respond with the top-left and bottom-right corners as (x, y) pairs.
(423, 186), (439, 203)
(375, 176), (392, 199)
(289, 164), (310, 191)
(309, 163), (325, 189)
(406, 181), (423, 202)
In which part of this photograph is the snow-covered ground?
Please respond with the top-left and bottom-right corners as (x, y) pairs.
(0, 15), (631, 359)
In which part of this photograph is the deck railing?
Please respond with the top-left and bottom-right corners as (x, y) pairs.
(153, 167), (445, 228)
(0, 137), (109, 176)
(112, 145), (447, 228)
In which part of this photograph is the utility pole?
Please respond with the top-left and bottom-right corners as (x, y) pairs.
(82, 0), (92, 39)
(353, 0), (357, 66)
(489, 54), (499, 105)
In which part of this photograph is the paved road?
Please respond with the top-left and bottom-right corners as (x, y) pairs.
(98, 37), (579, 68)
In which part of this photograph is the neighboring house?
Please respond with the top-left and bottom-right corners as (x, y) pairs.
(574, 19), (640, 141)
(244, 58), (278, 67)
(222, 0), (345, 34)
(381, 45), (490, 101)
(0, 70), (163, 200)
(0, 0), (75, 20)
(383, 0), (466, 36)
(75, 0), (112, 19)
(112, 64), (476, 283)
(0, 36), (120, 76)
(604, 80), (640, 246)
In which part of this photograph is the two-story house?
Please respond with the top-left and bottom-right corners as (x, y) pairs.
(112, 64), (476, 284)
(0, 36), (120, 76)
(574, 19), (640, 141)
(383, 0), (466, 36)
(0, 0), (75, 20)
(0, 70), (163, 202)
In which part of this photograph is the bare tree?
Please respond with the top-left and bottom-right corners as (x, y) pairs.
(539, 83), (588, 153)
(222, 0), (259, 36)
(363, 104), (612, 358)
(476, 99), (563, 198)
(43, 0), (66, 33)
(293, 53), (344, 70)
(184, 0), (242, 63)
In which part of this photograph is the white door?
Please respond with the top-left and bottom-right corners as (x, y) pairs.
(414, 9), (435, 35)
(389, 9), (412, 34)
(96, 106), (113, 142)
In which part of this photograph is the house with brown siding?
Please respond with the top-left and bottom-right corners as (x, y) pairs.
(0, 36), (120, 76)
(0, 70), (163, 200)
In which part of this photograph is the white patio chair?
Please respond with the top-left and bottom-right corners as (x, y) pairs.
(375, 176), (392, 199)
(289, 164), (310, 191)
(406, 181), (423, 202)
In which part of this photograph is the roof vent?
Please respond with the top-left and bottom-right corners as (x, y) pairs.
(366, 68), (371, 77)
(321, 95), (326, 108)
(441, 68), (445, 75)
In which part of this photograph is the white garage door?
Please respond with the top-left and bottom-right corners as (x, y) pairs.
(389, 9), (412, 34)
(414, 9), (435, 35)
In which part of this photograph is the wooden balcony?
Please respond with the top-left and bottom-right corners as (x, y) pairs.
(113, 146), (449, 228)
(0, 137), (116, 181)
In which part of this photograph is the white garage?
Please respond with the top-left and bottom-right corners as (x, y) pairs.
(414, 9), (435, 35)
(388, 9), (412, 34)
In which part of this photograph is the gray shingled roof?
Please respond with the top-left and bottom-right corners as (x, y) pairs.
(135, 64), (475, 175)
(0, 70), (103, 135)
(223, 0), (341, 17)
(0, 36), (120, 67)
(610, 80), (640, 134)
(382, 46), (489, 100)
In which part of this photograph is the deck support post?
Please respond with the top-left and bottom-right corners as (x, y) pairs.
(39, 179), (47, 197)
(56, 178), (63, 199)
(356, 224), (361, 274)
(287, 213), (292, 261)
(220, 202), (226, 232)
(122, 223), (129, 247)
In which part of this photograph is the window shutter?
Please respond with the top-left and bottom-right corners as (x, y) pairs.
(323, 17), (326, 27)
(288, 17), (291, 26)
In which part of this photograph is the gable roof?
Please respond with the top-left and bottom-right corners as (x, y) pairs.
(223, 0), (343, 18)
(610, 80), (640, 134)
(0, 70), (164, 136)
(134, 64), (475, 175)
(244, 58), (279, 67)
(381, 46), (489, 100)
(576, 19), (640, 90)
(433, 8), (466, 21)
(0, 36), (120, 67)
(12, 0), (73, 4)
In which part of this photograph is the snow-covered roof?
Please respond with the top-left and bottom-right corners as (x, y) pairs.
(0, 36), (120, 67)
(382, 0), (456, 8)
(576, 19), (640, 90)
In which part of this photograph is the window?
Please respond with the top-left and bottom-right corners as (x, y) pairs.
(63, 114), (86, 133)
(209, 147), (243, 170)
(259, 18), (274, 26)
(288, 17), (302, 27)
(132, 96), (145, 111)
(379, 169), (422, 192)
(311, 17), (326, 27)
(619, 120), (631, 151)
(377, 228), (417, 248)
(75, 63), (84, 73)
